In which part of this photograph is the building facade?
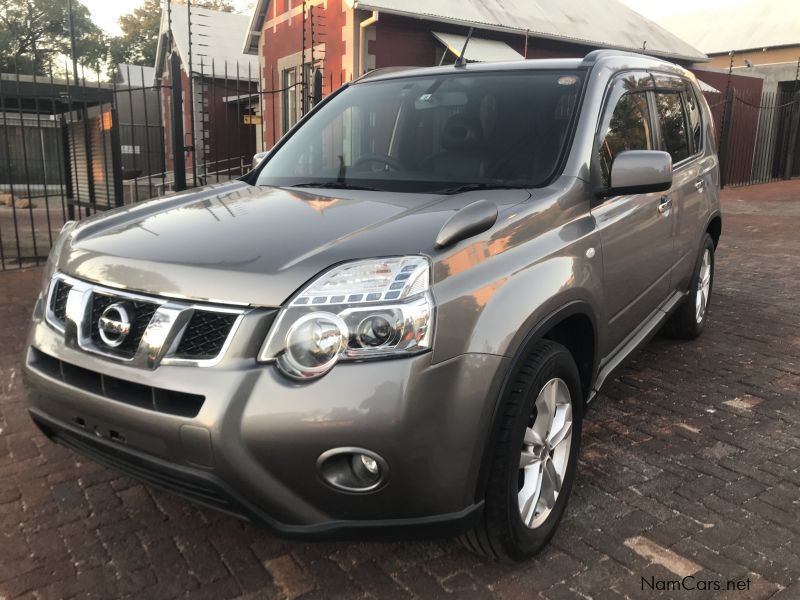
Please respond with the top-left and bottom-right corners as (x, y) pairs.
(155, 6), (260, 184)
(243, 0), (706, 148)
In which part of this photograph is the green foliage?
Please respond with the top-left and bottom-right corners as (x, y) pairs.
(111, 0), (237, 68)
(0, 0), (107, 75)
(110, 0), (161, 67)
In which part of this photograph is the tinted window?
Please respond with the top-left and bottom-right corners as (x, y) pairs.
(684, 89), (702, 153)
(597, 92), (652, 186)
(257, 70), (584, 193)
(655, 92), (690, 163)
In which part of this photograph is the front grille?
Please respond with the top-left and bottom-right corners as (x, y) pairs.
(49, 279), (72, 324)
(175, 311), (239, 359)
(89, 293), (158, 358)
(29, 348), (205, 418)
(45, 275), (248, 366)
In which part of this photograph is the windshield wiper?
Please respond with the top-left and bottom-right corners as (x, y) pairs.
(436, 183), (529, 195)
(291, 181), (383, 191)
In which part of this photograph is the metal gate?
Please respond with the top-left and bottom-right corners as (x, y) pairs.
(0, 69), (126, 270)
(713, 87), (800, 187)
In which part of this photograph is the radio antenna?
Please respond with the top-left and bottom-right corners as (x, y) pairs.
(455, 27), (474, 67)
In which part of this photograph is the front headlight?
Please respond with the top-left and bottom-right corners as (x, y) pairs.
(259, 256), (434, 380)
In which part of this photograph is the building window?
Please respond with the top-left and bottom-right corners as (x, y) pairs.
(282, 67), (298, 135)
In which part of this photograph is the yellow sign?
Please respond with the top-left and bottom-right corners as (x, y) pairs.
(244, 115), (262, 125)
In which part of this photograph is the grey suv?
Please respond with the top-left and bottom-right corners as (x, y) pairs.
(24, 50), (720, 560)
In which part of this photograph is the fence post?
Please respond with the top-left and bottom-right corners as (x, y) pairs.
(109, 107), (125, 207)
(78, 73), (97, 215)
(170, 52), (187, 192)
(60, 117), (75, 220)
(783, 91), (800, 180)
(718, 88), (735, 189)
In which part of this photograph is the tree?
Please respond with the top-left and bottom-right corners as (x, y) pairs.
(111, 0), (236, 67)
(0, 0), (107, 74)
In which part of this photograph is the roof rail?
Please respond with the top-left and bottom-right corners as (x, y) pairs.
(354, 66), (418, 83)
(579, 49), (672, 69)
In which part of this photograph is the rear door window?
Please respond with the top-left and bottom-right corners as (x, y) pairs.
(655, 91), (690, 163)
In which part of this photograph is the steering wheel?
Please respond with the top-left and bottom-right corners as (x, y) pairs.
(352, 153), (405, 172)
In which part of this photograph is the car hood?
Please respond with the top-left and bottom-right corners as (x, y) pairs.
(59, 182), (530, 307)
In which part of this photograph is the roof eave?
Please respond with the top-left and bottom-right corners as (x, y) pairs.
(354, 2), (707, 63)
(243, 0), (271, 55)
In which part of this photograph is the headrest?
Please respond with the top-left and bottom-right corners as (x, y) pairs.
(441, 113), (482, 151)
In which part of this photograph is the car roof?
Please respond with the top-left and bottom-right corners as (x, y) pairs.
(354, 58), (584, 84)
(353, 50), (692, 85)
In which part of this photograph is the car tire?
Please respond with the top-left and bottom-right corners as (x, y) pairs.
(460, 340), (583, 561)
(664, 233), (715, 340)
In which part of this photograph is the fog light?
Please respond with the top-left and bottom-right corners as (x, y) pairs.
(360, 454), (379, 474)
(351, 453), (381, 484)
(317, 448), (388, 492)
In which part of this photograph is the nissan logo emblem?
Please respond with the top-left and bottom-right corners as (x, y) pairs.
(98, 302), (133, 348)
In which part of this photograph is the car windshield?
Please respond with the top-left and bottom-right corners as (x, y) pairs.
(256, 69), (584, 194)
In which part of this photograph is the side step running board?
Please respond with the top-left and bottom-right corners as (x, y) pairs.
(587, 290), (687, 404)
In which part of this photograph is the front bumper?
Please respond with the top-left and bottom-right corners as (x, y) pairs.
(24, 314), (508, 539)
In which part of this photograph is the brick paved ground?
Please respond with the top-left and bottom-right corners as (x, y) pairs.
(1, 181), (799, 599)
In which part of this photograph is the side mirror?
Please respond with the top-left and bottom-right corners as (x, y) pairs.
(599, 150), (673, 197)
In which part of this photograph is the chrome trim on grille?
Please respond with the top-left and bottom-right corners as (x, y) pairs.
(45, 273), (247, 369)
(44, 279), (70, 334)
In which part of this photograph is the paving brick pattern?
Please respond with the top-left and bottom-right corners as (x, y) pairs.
(1, 181), (799, 599)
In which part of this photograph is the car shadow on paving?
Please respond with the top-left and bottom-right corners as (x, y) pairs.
(1, 181), (799, 599)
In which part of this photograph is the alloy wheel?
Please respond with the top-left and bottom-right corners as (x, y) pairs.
(695, 249), (712, 324)
(518, 378), (573, 529)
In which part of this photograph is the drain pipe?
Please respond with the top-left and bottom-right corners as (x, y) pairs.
(359, 10), (379, 75)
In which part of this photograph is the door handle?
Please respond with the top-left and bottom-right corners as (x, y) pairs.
(695, 179), (705, 191)
(658, 196), (672, 214)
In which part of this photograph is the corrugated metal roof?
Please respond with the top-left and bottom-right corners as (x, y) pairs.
(432, 32), (524, 62)
(352, 0), (706, 62)
(157, 6), (260, 81)
(657, 0), (800, 55)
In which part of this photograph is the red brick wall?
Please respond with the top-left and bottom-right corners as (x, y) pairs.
(162, 48), (257, 178)
(259, 0), (349, 146)
(371, 14), (593, 67)
(256, 5), (663, 149)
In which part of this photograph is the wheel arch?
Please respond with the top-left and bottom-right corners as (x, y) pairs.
(706, 213), (722, 248)
(472, 301), (598, 504)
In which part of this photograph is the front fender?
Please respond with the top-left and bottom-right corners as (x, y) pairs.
(430, 216), (604, 362)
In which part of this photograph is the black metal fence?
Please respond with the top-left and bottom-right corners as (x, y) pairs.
(1, 52), (798, 272)
(0, 65), (166, 270)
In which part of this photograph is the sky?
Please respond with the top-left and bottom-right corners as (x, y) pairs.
(619, 0), (752, 18)
(79, 0), (256, 35)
